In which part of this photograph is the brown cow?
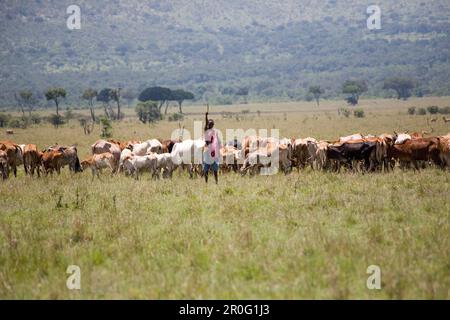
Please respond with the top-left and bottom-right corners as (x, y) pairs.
(438, 135), (450, 169)
(0, 140), (22, 177)
(45, 144), (82, 172)
(42, 150), (65, 175)
(292, 138), (316, 170)
(220, 145), (241, 173)
(387, 137), (442, 170)
(91, 140), (121, 172)
(240, 140), (292, 176)
(23, 144), (43, 177)
(81, 152), (117, 178)
(161, 139), (180, 153)
(107, 139), (127, 151)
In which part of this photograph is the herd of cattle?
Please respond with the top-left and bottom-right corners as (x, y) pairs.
(1, 131), (450, 180)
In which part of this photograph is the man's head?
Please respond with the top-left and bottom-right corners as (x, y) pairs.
(207, 119), (214, 129)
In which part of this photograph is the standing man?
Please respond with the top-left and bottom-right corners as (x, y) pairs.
(204, 111), (221, 184)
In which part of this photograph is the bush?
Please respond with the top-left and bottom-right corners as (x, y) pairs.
(353, 109), (365, 118)
(0, 113), (12, 127)
(168, 113), (184, 122)
(48, 114), (65, 127)
(338, 108), (351, 118)
(30, 114), (42, 125)
(427, 106), (439, 114)
(438, 106), (450, 114)
(135, 101), (161, 123)
(407, 106), (416, 115)
(346, 96), (358, 105)
(100, 117), (112, 138)
(417, 107), (427, 115)
(8, 118), (23, 128)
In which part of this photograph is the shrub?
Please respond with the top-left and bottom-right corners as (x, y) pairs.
(0, 113), (12, 127)
(438, 106), (450, 114)
(338, 108), (351, 118)
(135, 101), (161, 124)
(8, 118), (23, 128)
(427, 106), (439, 114)
(168, 113), (184, 122)
(100, 117), (112, 138)
(30, 113), (42, 125)
(353, 109), (365, 118)
(407, 106), (416, 115)
(417, 107), (427, 115)
(48, 114), (65, 127)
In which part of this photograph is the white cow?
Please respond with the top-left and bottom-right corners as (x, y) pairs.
(122, 154), (156, 179)
(131, 139), (163, 156)
(395, 133), (412, 145)
(148, 152), (176, 178)
(315, 141), (329, 170)
(171, 139), (206, 178)
(119, 148), (133, 173)
(338, 133), (363, 144)
(18, 144), (25, 165)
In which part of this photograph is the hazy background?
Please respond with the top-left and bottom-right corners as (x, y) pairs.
(0, 0), (449, 107)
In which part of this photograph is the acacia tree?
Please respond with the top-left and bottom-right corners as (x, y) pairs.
(342, 80), (367, 105)
(45, 87), (66, 116)
(383, 77), (416, 100)
(15, 90), (35, 117)
(171, 89), (194, 114)
(111, 88), (122, 120)
(82, 88), (98, 122)
(308, 86), (324, 106)
(138, 87), (172, 115)
(97, 88), (114, 119)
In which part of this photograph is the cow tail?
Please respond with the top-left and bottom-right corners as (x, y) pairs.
(75, 156), (82, 172)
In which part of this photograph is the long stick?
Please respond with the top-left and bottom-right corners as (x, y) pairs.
(204, 103), (210, 131)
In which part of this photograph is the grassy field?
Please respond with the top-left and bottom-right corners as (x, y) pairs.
(0, 97), (449, 299)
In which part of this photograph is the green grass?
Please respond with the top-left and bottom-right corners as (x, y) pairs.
(0, 97), (449, 299)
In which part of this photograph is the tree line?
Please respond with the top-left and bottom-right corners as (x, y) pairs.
(8, 76), (418, 127)
(309, 77), (418, 106)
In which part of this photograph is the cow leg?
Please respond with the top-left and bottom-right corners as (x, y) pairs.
(23, 159), (28, 175)
(188, 165), (194, 179)
(1, 165), (6, 180)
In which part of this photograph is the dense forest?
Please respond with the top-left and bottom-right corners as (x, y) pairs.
(0, 0), (449, 109)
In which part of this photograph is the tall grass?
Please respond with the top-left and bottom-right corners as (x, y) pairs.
(0, 97), (449, 299)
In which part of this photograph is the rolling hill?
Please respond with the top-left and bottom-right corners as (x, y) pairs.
(0, 0), (449, 107)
